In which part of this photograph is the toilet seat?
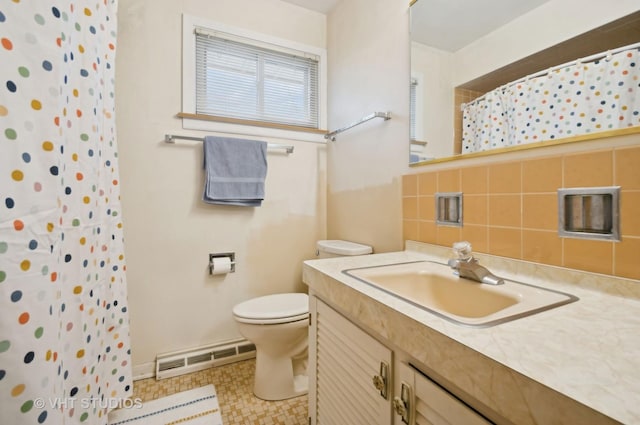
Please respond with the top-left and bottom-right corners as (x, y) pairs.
(233, 293), (309, 325)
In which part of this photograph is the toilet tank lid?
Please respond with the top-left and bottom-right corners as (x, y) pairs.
(317, 240), (373, 256)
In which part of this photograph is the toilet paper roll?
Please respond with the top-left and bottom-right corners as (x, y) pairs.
(210, 256), (232, 275)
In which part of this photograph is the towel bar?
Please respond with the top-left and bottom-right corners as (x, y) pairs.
(165, 134), (294, 154)
(325, 111), (391, 141)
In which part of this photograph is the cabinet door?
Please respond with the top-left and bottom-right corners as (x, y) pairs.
(394, 363), (492, 425)
(310, 296), (393, 425)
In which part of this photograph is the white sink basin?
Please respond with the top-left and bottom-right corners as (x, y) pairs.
(343, 261), (578, 327)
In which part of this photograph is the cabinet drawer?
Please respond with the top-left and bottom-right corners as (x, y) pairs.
(397, 363), (492, 425)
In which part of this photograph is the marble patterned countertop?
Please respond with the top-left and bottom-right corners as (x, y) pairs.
(302, 241), (640, 425)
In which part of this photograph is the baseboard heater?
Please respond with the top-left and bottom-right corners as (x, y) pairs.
(155, 338), (256, 380)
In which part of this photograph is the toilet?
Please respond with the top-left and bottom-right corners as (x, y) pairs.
(232, 240), (372, 401)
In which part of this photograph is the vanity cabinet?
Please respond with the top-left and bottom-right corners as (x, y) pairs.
(309, 296), (392, 425)
(309, 295), (492, 425)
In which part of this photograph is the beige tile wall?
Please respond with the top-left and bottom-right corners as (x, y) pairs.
(402, 145), (640, 280)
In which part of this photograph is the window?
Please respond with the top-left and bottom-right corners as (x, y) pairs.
(182, 15), (326, 139)
(195, 30), (319, 129)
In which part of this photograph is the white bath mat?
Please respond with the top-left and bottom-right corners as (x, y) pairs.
(108, 384), (223, 425)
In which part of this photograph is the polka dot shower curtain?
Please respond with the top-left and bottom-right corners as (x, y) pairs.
(460, 90), (509, 153)
(1, 1), (132, 424)
(462, 45), (640, 153)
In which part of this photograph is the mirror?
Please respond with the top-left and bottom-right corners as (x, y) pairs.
(409, 1), (640, 164)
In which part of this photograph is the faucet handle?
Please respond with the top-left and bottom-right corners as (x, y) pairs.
(452, 241), (473, 261)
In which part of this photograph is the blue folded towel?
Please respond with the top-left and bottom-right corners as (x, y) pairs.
(202, 136), (268, 206)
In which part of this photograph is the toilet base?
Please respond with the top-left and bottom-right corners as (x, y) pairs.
(232, 294), (310, 401)
(253, 342), (309, 401)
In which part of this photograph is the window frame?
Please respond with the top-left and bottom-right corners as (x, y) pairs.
(182, 14), (327, 142)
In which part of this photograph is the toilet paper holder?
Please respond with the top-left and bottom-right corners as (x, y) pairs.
(209, 252), (236, 274)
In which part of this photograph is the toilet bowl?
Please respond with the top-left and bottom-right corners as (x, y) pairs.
(232, 240), (372, 401)
(233, 293), (310, 401)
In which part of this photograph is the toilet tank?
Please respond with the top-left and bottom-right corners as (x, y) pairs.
(316, 240), (373, 259)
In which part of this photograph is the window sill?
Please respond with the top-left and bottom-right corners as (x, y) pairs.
(178, 112), (328, 143)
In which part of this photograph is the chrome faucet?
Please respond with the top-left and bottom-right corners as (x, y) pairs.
(447, 241), (505, 285)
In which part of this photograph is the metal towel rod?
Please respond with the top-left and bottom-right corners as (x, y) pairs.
(325, 111), (391, 141)
(164, 134), (294, 154)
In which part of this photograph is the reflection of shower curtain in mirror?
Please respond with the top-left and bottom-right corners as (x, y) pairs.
(0, 2), (131, 424)
(462, 46), (640, 153)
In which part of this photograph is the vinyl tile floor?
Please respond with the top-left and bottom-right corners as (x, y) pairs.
(131, 359), (308, 425)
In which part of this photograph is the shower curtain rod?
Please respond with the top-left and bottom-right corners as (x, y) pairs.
(463, 41), (640, 108)
(164, 134), (294, 154)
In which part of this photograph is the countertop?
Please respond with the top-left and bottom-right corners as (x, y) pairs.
(302, 241), (640, 425)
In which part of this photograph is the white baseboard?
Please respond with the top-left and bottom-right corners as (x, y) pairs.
(132, 362), (156, 381)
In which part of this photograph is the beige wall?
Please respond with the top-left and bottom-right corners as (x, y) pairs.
(326, 0), (411, 254)
(116, 0), (327, 372)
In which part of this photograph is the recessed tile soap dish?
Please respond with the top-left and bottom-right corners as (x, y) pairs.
(558, 187), (620, 241)
(435, 192), (463, 227)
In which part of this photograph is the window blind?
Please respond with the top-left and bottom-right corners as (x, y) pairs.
(195, 29), (319, 129)
(410, 78), (418, 140)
